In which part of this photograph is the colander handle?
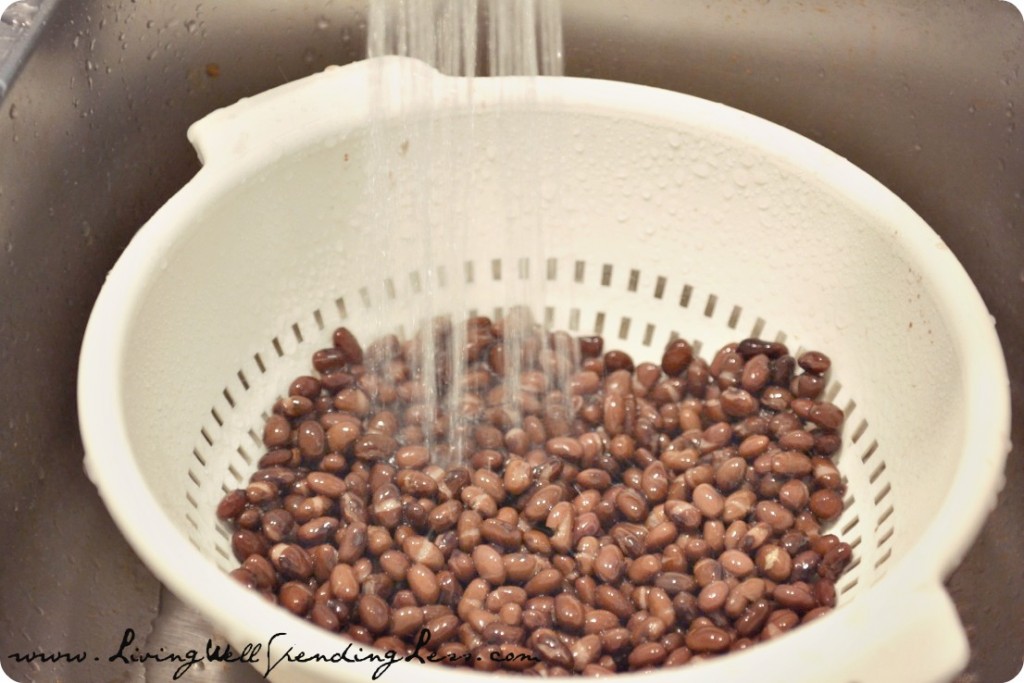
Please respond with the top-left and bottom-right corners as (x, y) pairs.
(186, 57), (442, 167)
(829, 583), (969, 683)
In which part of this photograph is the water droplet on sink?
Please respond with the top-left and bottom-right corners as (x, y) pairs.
(316, 16), (330, 30)
(1, 0), (39, 28)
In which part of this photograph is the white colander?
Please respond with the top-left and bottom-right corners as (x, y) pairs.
(78, 57), (1010, 683)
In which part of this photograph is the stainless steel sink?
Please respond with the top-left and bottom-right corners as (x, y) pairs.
(1, 1), (1020, 682)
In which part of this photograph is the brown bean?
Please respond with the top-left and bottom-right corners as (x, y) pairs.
(502, 552), (538, 583)
(691, 483), (724, 519)
(594, 544), (626, 584)
(685, 626), (730, 653)
(665, 500), (702, 529)
(217, 490), (247, 520)
(628, 642), (667, 669)
(594, 585), (633, 619)
(661, 339), (693, 376)
(819, 542), (854, 581)
(771, 450), (813, 477)
(735, 598), (772, 637)
(279, 581), (313, 616)
(479, 518), (523, 550)
(524, 568), (563, 596)
(755, 500), (794, 532)
(425, 614), (460, 644)
(808, 402), (844, 430)
(530, 628), (573, 668)
(297, 516), (339, 545)
(627, 554), (663, 584)
(719, 549), (756, 578)
(697, 580), (730, 613)
(810, 489), (845, 521)
(519, 483), (560, 521)
(603, 393), (626, 436)
(615, 489), (648, 522)
(407, 563), (441, 604)
(263, 415), (291, 448)
(473, 545), (507, 585)
(402, 535), (445, 571)
(326, 420), (361, 452)
(269, 543), (312, 579)
(756, 544), (793, 582)
(779, 479), (810, 511)
(720, 388), (757, 417)
(552, 593), (585, 631)
(774, 584), (816, 612)
(306, 472), (345, 499)
(296, 421), (326, 457)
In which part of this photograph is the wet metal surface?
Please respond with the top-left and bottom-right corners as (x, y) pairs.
(0, 1), (1020, 682)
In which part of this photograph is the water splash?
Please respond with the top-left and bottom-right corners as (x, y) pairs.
(363, 0), (564, 468)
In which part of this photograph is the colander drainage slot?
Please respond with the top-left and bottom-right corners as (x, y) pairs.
(654, 275), (666, 299)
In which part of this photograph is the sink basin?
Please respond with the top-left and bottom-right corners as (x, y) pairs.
(0, 2), (1021, 682)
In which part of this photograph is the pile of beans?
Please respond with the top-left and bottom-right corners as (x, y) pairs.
(217, 317), (853, 674)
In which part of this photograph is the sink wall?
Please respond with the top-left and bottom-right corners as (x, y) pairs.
(0, 1), (1020, 681)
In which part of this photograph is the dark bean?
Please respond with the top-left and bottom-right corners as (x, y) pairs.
(735, 598), (772, 637)
(720, 388), (757, 417)
(313, 347), (347, 373)
(594, 585), (633, 619)
(297, 516), (338, 545)
(358, 594), (390, 634)
(819, 542), (853, 581)
(228, 567), (257, 590)
(808, 402), (844, 430)
(755, 544), (793, 582)
(797, 351), (831, 374)
(773, 584), (816, 612)
(217, 490), (247, 520)
(524, 568), (563, 596)
(530, 628), (573, 668)
(296, 421), (326, 457)
(629, 642), (667, 669)
(332, 327), (364, 364)
(403, 535), (445, 571)
(307, 472), (346, 498)
(407, 563), (441, 604)
(270, 543), (312, 580)
(692, 483), (724, 519)
(685, 626), (730, 653)
(604, 350), (634, 373)
(479, 518), (523, 550)
(661, 339), (693, 376)
(810, 489), (845, 521)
